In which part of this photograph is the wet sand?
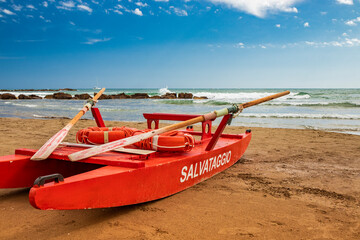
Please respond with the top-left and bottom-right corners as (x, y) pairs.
(0, 117), (359, 239)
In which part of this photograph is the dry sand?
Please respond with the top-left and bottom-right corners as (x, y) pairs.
(0, 117), (359, 239)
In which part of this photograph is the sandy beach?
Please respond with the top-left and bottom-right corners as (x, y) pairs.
(0, 117), (359, 239)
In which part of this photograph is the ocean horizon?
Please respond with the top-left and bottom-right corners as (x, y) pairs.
(1, 88), (359, 135)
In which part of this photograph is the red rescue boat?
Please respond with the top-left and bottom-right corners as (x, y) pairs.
(0, 109), (251, 210)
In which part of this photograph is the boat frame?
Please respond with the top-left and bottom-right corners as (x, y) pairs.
(0, 108), (251, 210)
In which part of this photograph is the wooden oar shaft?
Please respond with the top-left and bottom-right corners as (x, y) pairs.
(69, 90), (290, 161)
(157, 116), (204, 134)
(240, 90), (290, 109)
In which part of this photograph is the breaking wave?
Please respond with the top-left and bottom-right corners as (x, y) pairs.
(159, 87), (173, 96)
(159, 100), (194, 105)
(238, 113), (360, 120)
(156, 99), (360, 108)
(265, 102), (360, 108)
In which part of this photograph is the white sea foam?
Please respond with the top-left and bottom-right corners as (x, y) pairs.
(0, 91), (52, 98)
(239, 113), (360, 120)
(159, 87), (173, 95)
(33, 114), (45, 118)
(12, 103), (38, 108)
(190, 91), (309, 102)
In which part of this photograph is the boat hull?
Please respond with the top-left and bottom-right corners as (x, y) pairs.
(28, 132), (251, 210)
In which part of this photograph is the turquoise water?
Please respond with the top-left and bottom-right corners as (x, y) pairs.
(1, 88), (359, 135)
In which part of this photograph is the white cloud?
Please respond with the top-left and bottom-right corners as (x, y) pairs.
(61, 1), (75, 8)
(78, 5), (93, 13)
(345, 17), (360, 26)
(305, 38), (360, 47)
(0, 14), (3, 18)
(235, 42), (245, 48)
(133, 8), (143, 16)
(40, 15), (51, 22)
(208, 0), (302, 18)
(83, 38), (111, 45)
(345, 20), (356, 26)
(170, 6), (188, 16)
(159, 6), (171, 14)
(12, 5), (23, 11)
(43, 2), (48, 8)
(336, 0), (353, 5)
(69, 21), (75, 25)
(276, 24), (281, 28)
(113, 10), (123, 15)
(27, 5), (37, 10)
(233, 35), (360, 50)
(304, 22), (309, 27)
(57, 1), (75, 10)
(135, 2), (148, 7)
(2, 9), (16, 15)
(154, 0), (169, 2)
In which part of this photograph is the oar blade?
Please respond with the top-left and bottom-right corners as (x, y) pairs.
(31, 126), (70, 160)
(31, 88), (106, 161)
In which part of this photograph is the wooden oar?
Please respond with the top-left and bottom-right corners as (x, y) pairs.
(31, 88), (106, 160)
(69, 90), (290, 161)
(61, 142), (156, 155)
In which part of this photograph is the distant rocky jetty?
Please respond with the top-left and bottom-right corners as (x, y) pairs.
(0, 92), (208, 100)
(0, 88), (77, 92)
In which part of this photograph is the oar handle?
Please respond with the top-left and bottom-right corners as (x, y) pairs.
(240, 90), (290, 109)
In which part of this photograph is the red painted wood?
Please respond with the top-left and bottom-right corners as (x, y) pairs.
(0, 108), (252, 209)
(91, 107), (106, 127)
(28, 132), (251, 210)
(0, 154), (100, 188)
(205, 114), (232, 151)
(143, 113), (203, 121)
(143, 113), (213, 139)
(15, 148), (145, 168)
(0, 130), (251, 209)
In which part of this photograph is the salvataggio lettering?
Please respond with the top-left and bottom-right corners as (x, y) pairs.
(180, 151), (231, 183)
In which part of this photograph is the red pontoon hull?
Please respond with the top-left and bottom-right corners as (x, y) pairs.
(0, 110), (252, 210)
(0, 132), (251, 210)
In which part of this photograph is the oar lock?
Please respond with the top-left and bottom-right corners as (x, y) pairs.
(231, 104), (243, 119)
(82, 99), (97, 111)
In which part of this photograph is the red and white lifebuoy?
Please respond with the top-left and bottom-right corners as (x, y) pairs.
(76, 127), (195, 152)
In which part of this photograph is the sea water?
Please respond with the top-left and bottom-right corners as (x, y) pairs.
(0, 88), (359, 135)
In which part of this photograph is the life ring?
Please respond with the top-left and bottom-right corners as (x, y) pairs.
(76, 127), (137, 145)
(76, 127), (195, 152)
(133, 129), (195, 152)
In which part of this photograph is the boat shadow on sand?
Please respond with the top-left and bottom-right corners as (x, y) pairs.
(0, 188), (30, 201)
(0, 188), (168, 239)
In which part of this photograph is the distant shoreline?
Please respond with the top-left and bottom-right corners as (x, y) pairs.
(0, 91), (207, 100)
(0, 88), (77, 92)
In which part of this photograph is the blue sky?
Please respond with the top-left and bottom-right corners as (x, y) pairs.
(0, 0), (360, 89)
